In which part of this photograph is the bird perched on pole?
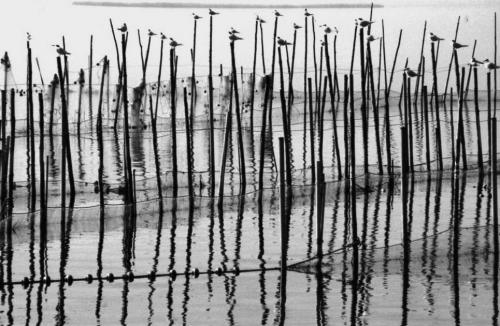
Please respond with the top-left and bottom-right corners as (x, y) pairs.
(483, 59), (500, 70)
(404, 67), (421, 78)
(305, 8), (313, 17)
(274, 10), (283, 17)
(294, 23), (302, 30)
(52, 44), (71, 56)
(357, 18), (374, 28)
(367, 35), (381, 42)
(148, 29), (156, 37)
(429, 32), (444, 42)
(192, 13), (202, 20)
(169, 38), (182, 48)
(117, 23), (127, 33)
(320, 24), (332, 34)
(209, 8), (219, 15)
(229, 33), (243, 42)
(277, 37), (292, 46)
(452, 40), (468, 49)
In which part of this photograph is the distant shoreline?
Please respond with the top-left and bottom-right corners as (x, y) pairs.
(73, 1), (382, 9)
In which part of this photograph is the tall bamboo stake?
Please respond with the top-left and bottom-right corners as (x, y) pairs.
(324, 33), (342, 178)
(208, 14), (216, 195)
(250, 17), (258, 131)
(77, 69), (84, 135)
(89, 35), (93, 122)
(443, 16), (461, 101)
(170, 48), (178, 197)
(27, 45), (36, 208)
(183, 87), (194, 201)
(97, 57), (108, 209)
(473, 68), (483, 171)
(431, 42), (443, 170)
(154, 37), (164, 119)
(230, 40), (246, 189)
(38, 92), (46, 222)
(7, 89), (15, 215)
(308, 78), (315, 184)
(413, 21), (427, 105)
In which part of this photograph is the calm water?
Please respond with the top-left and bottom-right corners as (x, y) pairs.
(1, 1), (500, 325)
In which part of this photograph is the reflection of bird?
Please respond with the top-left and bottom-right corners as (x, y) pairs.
(258, 16), (266, 23)
(404, 67), (421, 78)
(274, 10), (283, 17)
(367, 35), (380, 42)
(229, 27), (240, 34)
(357, 18), (374, 28)
(483, 59), (500, 70)
(452, 40), (468, 49)
(277, 37), (292, 46)
(305, 8), (313, 16)
(294, 23), (302, 29)
(209, 8), (219, 15)
(161, 33), (167, 40)
(148, 29), (156, 37)
(229, 33), (243, 41)
(169, 38), (182, 47)
(53, 45), (71, 56)
(429, 32), (444, 42)
(192, 13), (202, 19)
(118, 23), (127, 33)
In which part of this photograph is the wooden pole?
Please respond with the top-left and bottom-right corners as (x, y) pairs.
(89, 35), (93, 122)
(154, 38), (164, 119)
(488, 72), (492, 168)
(251, 18), (258, 131)
(343, 75), (349, 179)
(308, 78), (316, 184)
(258, 76), (270, 201)
(190, 17), (198, 129)
(208, 15), (216, 196)
(148, 95), (162, 200)
(464, 40), (477, 101)
(473, 68), (483, 171)
(431, 42), (443, 170)
(27, 45), (36, 208)
(38, 92), (46, 222)
(7, 89), (14, 215)
(217, 84), (233, 207)
(259, 20), (266, 75)
(49, 74), (57, 138)
(359, 28), (369, 174)
(56, 56), (76, 199)
(367, 40), (383, 174)
(230, 40), (246, 189)
(278, 47), (292, 188)
(183, 87), (194, 201)
(170, 48), (178, 197)
(77, 69), (85, 135)
(443, 16), (461, 101)
(413, 21), (427, 105)
(97, 57), (108, 209)
(120, 33), (133, 203)
(423, 86), (431, 171)
(324, 34), (342, 178)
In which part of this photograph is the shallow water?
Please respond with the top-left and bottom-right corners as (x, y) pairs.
(1, 1), (500, 325)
